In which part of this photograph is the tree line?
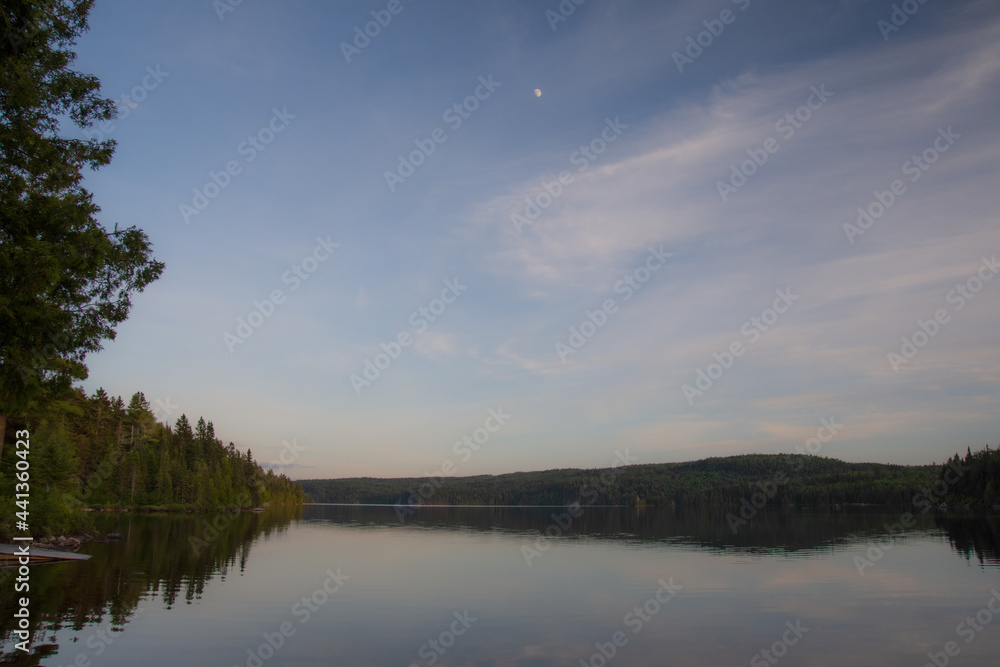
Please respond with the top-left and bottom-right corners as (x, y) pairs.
(300, 453), (948, 509)
(0, 387), (304, 539)
(938, 446), (1000, 509)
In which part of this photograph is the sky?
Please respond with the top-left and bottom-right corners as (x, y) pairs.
(70, 0), (1000, 479)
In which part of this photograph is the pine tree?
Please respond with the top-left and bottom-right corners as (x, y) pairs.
(0, 0), (164, 458)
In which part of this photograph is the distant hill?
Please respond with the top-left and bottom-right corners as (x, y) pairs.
(299, 454), (941, 509)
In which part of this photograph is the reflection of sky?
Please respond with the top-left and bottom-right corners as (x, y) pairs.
(16, 511), (1000, 666)
(68, 0), (1000, 478)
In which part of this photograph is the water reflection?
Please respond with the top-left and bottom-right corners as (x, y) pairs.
(305, 504), (1000, 563)
(936, 513), (1000, 566)
(0, 506), (300, 665)
(1, 505), (997, 666)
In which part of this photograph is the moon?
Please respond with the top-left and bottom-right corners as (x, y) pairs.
(534, 89), (542, 97)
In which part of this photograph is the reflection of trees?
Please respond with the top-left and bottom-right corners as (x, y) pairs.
(0, 506), (300, 665)
(304, 504), (951, 556)
(2, 505), (995, 664)
(936, 514), (1000, 566)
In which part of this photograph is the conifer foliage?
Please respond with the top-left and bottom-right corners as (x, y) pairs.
(0, 387), (304, 538)
(0, 0), (165, 456)
(939, 446), (1000, 508)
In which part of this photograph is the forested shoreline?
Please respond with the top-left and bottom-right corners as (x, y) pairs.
(4, 380), (993, 542)
(938, 446), (1000, 508)
(301, 448), (1000, 511)
(0, 387), (304, 540)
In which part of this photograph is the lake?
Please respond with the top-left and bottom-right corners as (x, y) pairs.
(2, 505), (999, 666)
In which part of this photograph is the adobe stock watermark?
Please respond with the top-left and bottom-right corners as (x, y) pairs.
(887, 254), (997, 372)
(851, 513), (918, 577)
(716, 85), (833, 202)
(350, 278), (467, 395)
(877, 0), (931, 41)
(408, 610), (477, 667)
(912, 457), (970, 514)
(555, 245), (672, 362)
(750, 620), (810, 667)
(212, 0), (245, 21)
(384, 75), (502, 192)
(49, 606), (147, 666)
(921, 589), (1000, 667)
(187, 491), (258, 556)
(521, 449), (639, 566)
(727, 417), (844, 534)
(393, 407), (512, 522)
(81, 65), (169, 142)
(672, 0), (752, 73)
(268, 438), (306, 471)
(843, 126), (960, 244)
(340, 0), (415, 63)
(179, 107), (296, 224)
(224, 236), (339, 353)
(789, 417), (844, 461)
(511, 116), (629, 235)
(545, 0), (585, 31)
(682, 288), (799, 406)
(853, 458), (969, 576)
(152, 396), (182, 424)
(234, 567), (350, 667)
(578, 578), (681, 667)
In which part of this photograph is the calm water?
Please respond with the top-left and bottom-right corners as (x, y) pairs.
(2, 505), (999, 666)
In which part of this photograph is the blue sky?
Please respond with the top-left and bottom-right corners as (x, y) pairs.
(72, 0), (1000, 478)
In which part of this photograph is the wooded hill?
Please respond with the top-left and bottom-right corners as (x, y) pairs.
(300, 453), (948, 509)
(0, 387), (304, 539)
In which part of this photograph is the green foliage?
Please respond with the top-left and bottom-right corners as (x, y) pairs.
(0, 387), (304, 539)
(0, 0), (164, 441)
(937, 445), (1000, 508)
(300, 454), (940, 509)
